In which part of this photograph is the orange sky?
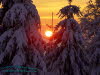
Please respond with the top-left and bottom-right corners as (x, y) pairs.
(0, 0), (95, 25)
(33, 0), (94, 25)
(0, 0), (95, 36)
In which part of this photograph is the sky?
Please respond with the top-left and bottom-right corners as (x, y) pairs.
(0, 0), (95, 26)
(33, 0), (93, 25)
(0, 0), (95, 36)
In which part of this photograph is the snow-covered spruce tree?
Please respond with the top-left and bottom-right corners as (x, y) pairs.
(88, 30), (100, 75)
(80, 1), (100, 74)
(80, 0), (100, 46)
(0, 0), (47, 74)
(44, 0), (89, 75)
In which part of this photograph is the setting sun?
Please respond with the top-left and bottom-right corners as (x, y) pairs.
(45, 31), (53, 37)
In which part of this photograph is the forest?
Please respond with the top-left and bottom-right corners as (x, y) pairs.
(0, 0), (100, 75)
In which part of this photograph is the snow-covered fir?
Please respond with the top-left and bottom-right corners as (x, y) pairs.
(0, 0), (99, 75)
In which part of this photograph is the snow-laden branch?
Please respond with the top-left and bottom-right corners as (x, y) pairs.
(57, 5), (82, 19)
(3, 3), (40, 29)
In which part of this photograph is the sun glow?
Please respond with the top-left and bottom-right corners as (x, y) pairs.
(45, 31), (53, 37)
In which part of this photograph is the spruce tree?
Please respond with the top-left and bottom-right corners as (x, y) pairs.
(80, 0), (100, 74)
(0, 0), (46, 74)
(44, 0), (89, 75)
(80, 0), (100, 45)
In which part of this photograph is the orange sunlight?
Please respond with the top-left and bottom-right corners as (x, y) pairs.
(45, 31), (53, 37)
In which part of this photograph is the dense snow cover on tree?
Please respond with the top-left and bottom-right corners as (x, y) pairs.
(79, 1), (100, 74)
(80, 0), (100, 45)
(0, 0), (99, 75)
(89, 31), (100, 75)
(44, 0), (100, 75)
(45, 5), (89, 75)
(0, 0), (46, 75)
